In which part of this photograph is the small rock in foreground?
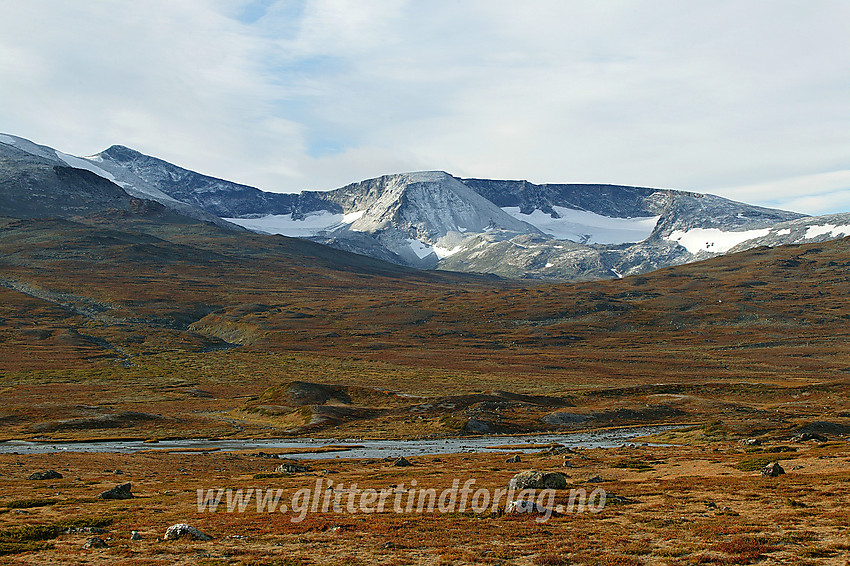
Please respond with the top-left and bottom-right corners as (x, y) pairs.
(28, 470), (63, 480)
(274, 462), (310, 474)
(505, 499), (552, 515)
(761, 462), (785, 477)
(82, 537), (108, 549)
(164, 523), (212, 541)
(508, 470), (568, 490)
(99, 482), (134, 499)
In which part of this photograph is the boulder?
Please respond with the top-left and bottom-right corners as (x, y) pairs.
(82, 537), (108, 549)
(464, 418), (492, 434)
(508, 470), (568, 490)
(761, 462), (785, 477)
(130, 531), (143, 541)
(62, 526), (107, 535)
(505, 499), (552, 515)
(274, 462), (310, 474)
(163, 523), (212, 541)
(505, 454), (522, 464)
(393, 456), (412, 467)
(28, 469), (63, 480)
(791, 432), (828, 442)
(99, 482), (133, 499)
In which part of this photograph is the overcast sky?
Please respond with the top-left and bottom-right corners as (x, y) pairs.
(1, 1), (848, 214)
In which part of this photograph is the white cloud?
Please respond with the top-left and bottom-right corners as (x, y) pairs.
(0, 0), (848, 213)
(716, 170), (850, 215)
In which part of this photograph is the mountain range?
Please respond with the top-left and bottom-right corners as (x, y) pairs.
(2, 132), (849, 280)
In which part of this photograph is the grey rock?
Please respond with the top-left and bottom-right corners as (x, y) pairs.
(791, 432), (828, 442)
(274, 462), (310, 474)
(761, 462), (785, 477)
(82, 537), (108, 549)
(508, 470), (568, 490)
(393, 456), (412, 467)
(505, 499), (552, 515)
(505, 454), (522, 464)
(464, 418), (492, 434)
(163, 523), (212, 541)
(28, 469), (62, 480)
(99, 482), (133, 499)
(130, 531), (142, 541)
(63, 527), (107, 535)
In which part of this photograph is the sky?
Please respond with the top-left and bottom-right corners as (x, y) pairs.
(0, 0), (848, 215)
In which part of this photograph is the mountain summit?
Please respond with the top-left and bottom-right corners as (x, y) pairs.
(3, 133), (849, 280)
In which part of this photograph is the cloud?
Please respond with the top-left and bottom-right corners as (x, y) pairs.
(0, 0), (848, 213)
(716, 170), (850, 215)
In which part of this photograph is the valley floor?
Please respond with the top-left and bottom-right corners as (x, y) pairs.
(0, 432), (848, 565)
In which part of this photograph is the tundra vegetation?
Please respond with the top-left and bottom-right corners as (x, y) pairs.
(0, 214), (848, 564)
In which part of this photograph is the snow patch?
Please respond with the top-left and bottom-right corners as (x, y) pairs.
(225, 211), (344, 237)
(502, 207), (659, 244)
(545, 262), (554, 268)
(0, 134), (17, 146)
(343, 210), (364, 223)
(667, 227), (771, 254)
(407, 239), (435, 259)
(774, 228), (791, 236)
(433, 244), (462, 258)
(805, 224), (850, 239)
(54, 150), (119, 184)
(406, 238), (461, 259)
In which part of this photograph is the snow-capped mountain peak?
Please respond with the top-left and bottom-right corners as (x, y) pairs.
(5, 132), (848, 281)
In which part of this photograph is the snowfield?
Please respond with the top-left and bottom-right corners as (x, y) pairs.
(805, 224), (850, 240)
(502, 207), (660, 244)
(666, 228), (771, 254)
(224, 211), (346, 237)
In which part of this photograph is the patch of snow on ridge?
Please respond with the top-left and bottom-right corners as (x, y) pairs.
(225, 211), (344, 237)
(502, 207), (660, 244)
(433, 244), (462, 259)
(343, 210), (364, 223)
(407, 239), (434, 259)
(775, 229), (791, 236)
(406, 239), (461, 259)
(667, 227), (771, 254)
(0, 134), (17, 146)
(54, 151), (121, 184)
(805, 224), (850, 239)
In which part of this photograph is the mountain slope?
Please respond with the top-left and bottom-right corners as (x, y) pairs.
(6, 132), (847, 282)
(0, 134), (239, 228)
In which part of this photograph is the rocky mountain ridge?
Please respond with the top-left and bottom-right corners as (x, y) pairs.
(3, 132), (848, 280)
